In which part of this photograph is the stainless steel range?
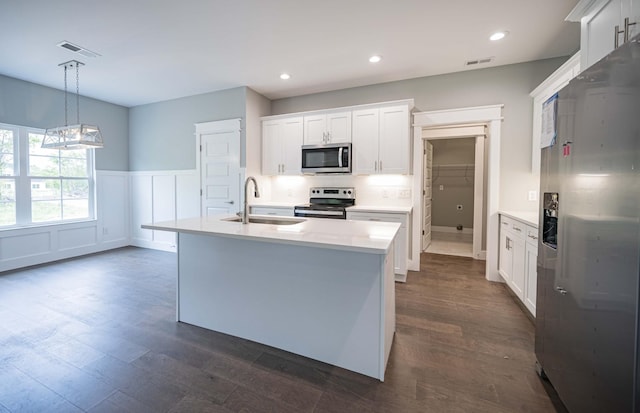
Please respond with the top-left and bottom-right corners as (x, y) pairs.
(294, 187), (355, 219)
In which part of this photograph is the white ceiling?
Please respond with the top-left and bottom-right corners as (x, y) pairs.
(0, 0), (580, 108)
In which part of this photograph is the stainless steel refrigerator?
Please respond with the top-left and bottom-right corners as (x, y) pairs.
(535, 34), (640, 412)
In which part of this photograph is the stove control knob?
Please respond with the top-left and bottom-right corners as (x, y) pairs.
(348, 190), (352, 194)
(343, 190), (347, 194)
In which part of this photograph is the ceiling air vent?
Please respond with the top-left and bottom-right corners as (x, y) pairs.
(57, 41), (101, 58)
(465, 57), (493, 66)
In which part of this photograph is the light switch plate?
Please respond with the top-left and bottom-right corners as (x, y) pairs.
(528, 190), (537, 201)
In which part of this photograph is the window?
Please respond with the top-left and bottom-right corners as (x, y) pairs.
(0, 128), (16, 226)
(0, 123), (95, 228)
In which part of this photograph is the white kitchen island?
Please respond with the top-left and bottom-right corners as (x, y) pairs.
(143, 215), (399, 381)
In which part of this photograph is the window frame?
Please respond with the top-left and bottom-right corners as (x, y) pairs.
(0, 122), (96, 229)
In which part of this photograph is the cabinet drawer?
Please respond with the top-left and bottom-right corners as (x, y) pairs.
(347, 212), (406, 227)
(500, 215), (525, 238)
(250, 207), (294, 217)
(526, 225), (539, 248)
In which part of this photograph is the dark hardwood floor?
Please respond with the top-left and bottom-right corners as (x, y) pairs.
(0, 248), (564, 412)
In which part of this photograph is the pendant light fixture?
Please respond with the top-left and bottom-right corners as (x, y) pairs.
(42, 60), (104, 149)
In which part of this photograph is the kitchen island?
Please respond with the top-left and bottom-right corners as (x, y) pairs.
(143, 215), (399, 381)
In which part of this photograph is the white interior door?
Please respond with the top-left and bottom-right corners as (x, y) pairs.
(422, 141), (433, 250)
(198, 119), (241, 216)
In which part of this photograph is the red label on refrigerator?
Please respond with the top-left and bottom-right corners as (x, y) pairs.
(563, 143), (571, 157)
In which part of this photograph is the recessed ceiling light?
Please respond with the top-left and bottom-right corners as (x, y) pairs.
(489, 31), (508, 41)
(280, 73), (291, 80)
(369, 55), (382, 63)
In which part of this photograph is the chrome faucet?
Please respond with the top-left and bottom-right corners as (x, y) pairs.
(243, 176), (260, 224)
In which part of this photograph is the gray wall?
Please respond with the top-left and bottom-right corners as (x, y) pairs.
(431, 138), (475, 228)
(0, 74), (129, 171)
(128, 87), (246, 171)
(272, 57), (569, 212)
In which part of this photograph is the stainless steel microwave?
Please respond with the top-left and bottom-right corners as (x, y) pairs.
(301, 143), (351, 174)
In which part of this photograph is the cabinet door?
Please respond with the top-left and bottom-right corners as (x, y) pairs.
(378, 105), (410, 174)
(582, 0), (623, 69)
(281, 117), (303, 175)
(262, 120), (281, 175)
(499, 228), (513, 283)
(326, 112), (352, 143)
(303, 114), (326, 145)
(510, 236), (526, 300)
(352, 109), (379, 174)
(346, 211), (408, 277)
(525, 242), (538, 316)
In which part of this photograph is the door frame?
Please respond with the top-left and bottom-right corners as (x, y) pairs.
(412, 105), (503, 282)
(421, 127), (486, 260)
(195, 118), (242, 216)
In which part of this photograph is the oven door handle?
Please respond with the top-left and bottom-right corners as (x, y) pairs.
(294, 209), (344, 217)
(338, 147), (343, 168)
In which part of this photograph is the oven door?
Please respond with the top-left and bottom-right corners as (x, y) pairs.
(293, 207), (346, 219)
(301, 143), (351, 174)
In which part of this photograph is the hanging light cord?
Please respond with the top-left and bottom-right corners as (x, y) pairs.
(75, 62), (80, 125)
(63, 64), (68, 127)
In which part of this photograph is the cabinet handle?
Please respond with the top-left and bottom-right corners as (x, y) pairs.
(379, 160), (383, 171)
(502, 222), (508, 226)
(528, 234), (538, 240)
(555, 286), (568, 296)
(225, 200), (234, 204)
(615, 24), (624, 48)
(624, 17), (637, 43)
(506, 237), (511, 250)
(374, 161), (378, 171)
(513, 226), (522, 232)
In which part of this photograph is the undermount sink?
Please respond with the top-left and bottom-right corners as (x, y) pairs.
(222, 216), (306, 225)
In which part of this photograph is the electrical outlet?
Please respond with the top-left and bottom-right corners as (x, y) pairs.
(439, 185), (444, 191)
(102, 227), (108, 235)
(382, 189), (389, 198)
(456, 204), (463, 210)
(528, 190), (537, 201)
(398, 189), (411, 199)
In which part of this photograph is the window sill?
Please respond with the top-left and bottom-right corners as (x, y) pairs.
(0, 219), (98, 234)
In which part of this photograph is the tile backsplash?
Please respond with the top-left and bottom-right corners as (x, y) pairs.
(268, 175), (413, 206)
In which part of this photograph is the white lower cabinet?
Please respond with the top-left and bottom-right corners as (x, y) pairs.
(347, 211), (409, 282)
(250, 206), (294, 217)
(499, 214), (538, 317)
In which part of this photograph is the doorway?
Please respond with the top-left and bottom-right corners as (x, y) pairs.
(421, 124), (487, 260)
(411, 105), (502, 282)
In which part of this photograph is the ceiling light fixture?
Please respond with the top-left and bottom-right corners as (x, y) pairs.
(489, 31), (508, 41)
(42, 60), (104, 150)
(369, 55), (382, 63)
(280, 73), (291, 80)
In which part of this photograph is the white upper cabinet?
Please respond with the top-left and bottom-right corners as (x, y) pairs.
(303, 112), (351, 145)
(568, 0), (640, 70)
(262, 100), (413, 176)
(261, 117), (302, 175)
(352, 105), (410, 175)
(352, 109), (379, 174)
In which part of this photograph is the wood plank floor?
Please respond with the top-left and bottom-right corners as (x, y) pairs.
(0, 247), (566, 412)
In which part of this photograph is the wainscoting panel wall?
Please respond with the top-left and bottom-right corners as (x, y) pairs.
(0, 170), (131, 272)
(129, 170), (199, 252)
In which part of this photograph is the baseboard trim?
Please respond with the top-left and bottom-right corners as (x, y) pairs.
(432, 225), (473, 235)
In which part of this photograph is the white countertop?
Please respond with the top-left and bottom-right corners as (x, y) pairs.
(250, 202), (298, 208)
(500, 210), (539, 227)
(143, 214), (400, 255)
(347, 205), (413, 214)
